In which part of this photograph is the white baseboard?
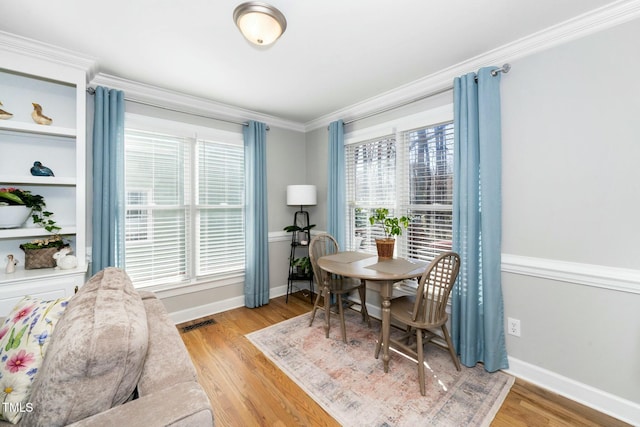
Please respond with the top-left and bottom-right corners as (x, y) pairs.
(505, 356), (640, 426)
(168, 284), (289, 324)
(169, 295), (245, 324)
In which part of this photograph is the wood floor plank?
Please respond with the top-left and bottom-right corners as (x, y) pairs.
(179, 292), (630, 427)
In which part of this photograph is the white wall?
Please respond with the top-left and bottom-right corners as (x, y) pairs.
(500, 18), (640, 415)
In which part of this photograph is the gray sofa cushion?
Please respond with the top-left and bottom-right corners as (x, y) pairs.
(137, 291), (198, 394)
(22, 268), (149, 427)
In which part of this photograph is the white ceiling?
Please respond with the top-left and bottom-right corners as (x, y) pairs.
(0, 0), (622, 125)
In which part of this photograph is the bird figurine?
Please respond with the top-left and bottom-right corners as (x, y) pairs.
(0, 101), (13, 120)
(30, 161), (55, 177)
(31, 102), (52, 125)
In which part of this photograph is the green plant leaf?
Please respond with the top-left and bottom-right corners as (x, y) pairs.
(368, 208), (410, 237)
(0, 191), (25, 205)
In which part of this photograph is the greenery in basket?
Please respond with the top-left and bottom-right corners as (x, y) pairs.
(20, 235), (68, 250)
(369, 208), (410, 238)
(0, 187), (60, 233)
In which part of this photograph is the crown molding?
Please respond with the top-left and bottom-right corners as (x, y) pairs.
(0, 29), (305, 131)
(4, 1), (639, 133)
(90, 73), (306, 133)
(304, 0), (640, 132)
(0, 30), (97, 78)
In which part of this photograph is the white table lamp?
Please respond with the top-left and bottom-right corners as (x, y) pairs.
(286, 185), (317, 244)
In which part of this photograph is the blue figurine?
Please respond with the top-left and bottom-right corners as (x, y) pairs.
(30, 161), (55, 177)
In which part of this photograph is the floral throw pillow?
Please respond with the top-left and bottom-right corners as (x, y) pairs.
(0, 295), (70, 424)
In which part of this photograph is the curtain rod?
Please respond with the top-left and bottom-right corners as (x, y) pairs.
(86, 87), (270, 130)
(337, 63), (511, 128)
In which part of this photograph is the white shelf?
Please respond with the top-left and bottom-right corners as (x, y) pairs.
(0, 176), (76, 186)
(0, 120), (76, 137)
(0, 226), (77, 239)
(0, 263), (87, 286)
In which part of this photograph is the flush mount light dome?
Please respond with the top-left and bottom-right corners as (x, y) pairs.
(233, 2), (287, 46)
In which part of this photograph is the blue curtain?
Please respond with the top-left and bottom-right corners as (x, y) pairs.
(327, 120), (346, 248)
(244, 120), (270, 308)
(91, 86), (125, 275)
(451, 67), (508, 372)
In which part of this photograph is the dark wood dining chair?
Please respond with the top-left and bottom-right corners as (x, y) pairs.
(375, 251), (461, 395)
(308, 233), (370, 343)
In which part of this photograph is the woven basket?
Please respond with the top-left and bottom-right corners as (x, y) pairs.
(375, 238), (395, 259)
(20, 246), (62, 270)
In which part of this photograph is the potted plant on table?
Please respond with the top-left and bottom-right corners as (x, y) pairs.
(369, 208), (410, 259)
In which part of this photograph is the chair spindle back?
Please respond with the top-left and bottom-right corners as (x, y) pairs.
(309, 234), (339, 286)
(412, 252), (460, 324)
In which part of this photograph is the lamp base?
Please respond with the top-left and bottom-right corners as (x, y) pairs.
(293, 208), (310, 245)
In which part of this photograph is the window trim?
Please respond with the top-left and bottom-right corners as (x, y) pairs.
(126, 113), (243, 145)
(344, 105), (453, 147)
(123, 113), (245, 294)
(344, 104), (454, 257)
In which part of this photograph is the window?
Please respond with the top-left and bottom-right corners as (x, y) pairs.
(401, 123), (454, 262)
(345, 113), (454, 263)
(125, 190), (152, 242)
(123, 121), (244, 288)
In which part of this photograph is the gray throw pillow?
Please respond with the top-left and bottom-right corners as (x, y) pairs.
(22, 267), (149, 426)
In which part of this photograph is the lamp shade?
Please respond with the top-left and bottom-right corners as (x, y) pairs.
(287, 185), (317, 206)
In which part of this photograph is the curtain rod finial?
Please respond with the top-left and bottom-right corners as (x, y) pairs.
(491, 63), (511, 76)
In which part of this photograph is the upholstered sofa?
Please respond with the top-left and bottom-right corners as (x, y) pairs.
(0, 267), (214, 427)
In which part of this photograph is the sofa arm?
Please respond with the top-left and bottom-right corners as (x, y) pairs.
(137, 291), (198, 393)
(67, 381), (214, 427)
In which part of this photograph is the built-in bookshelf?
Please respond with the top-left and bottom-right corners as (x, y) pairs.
(0, 34), (93, 315)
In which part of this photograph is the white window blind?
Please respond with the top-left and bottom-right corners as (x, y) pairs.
(124, 130), (190, 286)
(124, 128), (244, 287)
(345, 121), (454, 262)
(398, 122), (454, 263)
(345, 134), (397, 253)
(196, 139), (245, 276)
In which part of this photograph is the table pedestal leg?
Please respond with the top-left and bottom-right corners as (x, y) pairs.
(380, 281), (393, 373)
(323, 284), (330, 338)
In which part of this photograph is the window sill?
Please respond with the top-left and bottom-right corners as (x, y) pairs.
(136, 271), (245, 298)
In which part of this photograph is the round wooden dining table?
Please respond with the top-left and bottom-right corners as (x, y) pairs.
(317, 251), (426, 373)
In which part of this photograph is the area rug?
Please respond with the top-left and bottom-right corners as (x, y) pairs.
(246, 310), (514, 426)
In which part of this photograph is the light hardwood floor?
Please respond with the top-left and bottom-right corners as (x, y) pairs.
(179, 293), (630, 427)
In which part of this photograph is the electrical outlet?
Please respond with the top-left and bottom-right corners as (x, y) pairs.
(507, 317), (521, 337)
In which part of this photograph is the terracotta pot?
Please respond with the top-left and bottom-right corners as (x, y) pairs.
(375, 238), (395, 259)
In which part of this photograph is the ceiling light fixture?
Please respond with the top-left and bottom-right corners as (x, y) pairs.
(233, 2), (287, 46)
